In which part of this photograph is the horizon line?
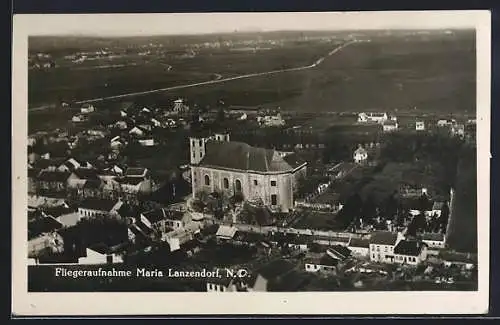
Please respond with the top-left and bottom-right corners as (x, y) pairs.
(28, 27), (475, 38)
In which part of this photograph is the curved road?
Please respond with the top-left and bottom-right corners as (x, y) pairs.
(75, 40), (359, 105)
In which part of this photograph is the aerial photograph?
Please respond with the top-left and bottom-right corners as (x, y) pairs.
(26, 14), (478, 292)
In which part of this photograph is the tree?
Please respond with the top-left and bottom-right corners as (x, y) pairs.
(361, 195), (377, 220)
(338, 193), (363, 229)
(216, 107), (226, 122)
(384, 192), (398, 219)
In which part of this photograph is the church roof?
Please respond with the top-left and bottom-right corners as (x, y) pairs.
(199, 141), (305, 173)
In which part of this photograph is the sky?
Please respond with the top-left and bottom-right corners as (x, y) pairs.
(14, 11), (484, 36)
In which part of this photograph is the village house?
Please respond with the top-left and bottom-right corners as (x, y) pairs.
(79, 179), (104, 199)
(369, 231), (405, 263)
(416, 120), (426, 131)
(190, 132), (307, 213)
(80, 103), (95, 114)
(29, 214), (63, 240)
(150, 118), (162, 128)
(87, 129), (108, 138)
(348, 237), (370, 257)
(163, 210), (187, 230)
(28, 231), (64, 259)
(138, 138), (156, 147)
(312, 235), (350, 247)
(35, 157), (67, 171)
(206, 277), (240, 292)
(28, 195), (68, 210)
(250, 259), (307, 292)
(139, 208), (167, 234)
(129, 126), (146, 137)
(125, 167), (149, 179)
(141, 107), (152, 114)
(99, 177), (123, 200)
(257, 113), (286, 127)
(393, 240), (427, 265)
(357, 112), (388, 124)
(67, 168), (101, 190)
(382, 120), (398, 132)
(137, 123), (153, 132)
(399, 184), (428, 199)
(437, 119), (456, 127)
(36, 170), (74, 193)
(216, 225), (239, 241)
(451, 124), (465, 138)
(72, 114), (89, 123)
(119, 177), (154, 202)
(78, 244), (125, 265)
(172, 98), (189, 114)
(57, 158), (93, 173)
(425, 201), (446, 219)
(304, 254), (338, 274)
(353, 145), (368, 164)
(77, 198), (124, 219)
(28, 168), (40, 194)
(112, 120), (127, 130)
(421, 232), (446, 249)
(440, 251), (477, 270)
(110, 136), (126, 150)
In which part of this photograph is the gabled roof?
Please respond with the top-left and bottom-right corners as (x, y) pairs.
(394, 240), (425, 256)
(439, 251), (477, 264)
(142, 209), (166, 224)
(348, 237), (370, 248)
(73, 168), (100, 180)
(82, 179), (102, 189)
(119, 177), (144, 185)
(200, 141), (304, 173)
(327, 245), (351, 260)
(369, 231), (399, 246)
(216, 225), (238, 239)
(37, 170), (71, 182)
(28, 216), (63, 239)
(125, 167), (147, 177)
(79, 198), (120, 212)
(319, 254), (339, 266)
(421, 232), (445, 242)
(383, 120), (398, 126)
(165, 210), (185, 221)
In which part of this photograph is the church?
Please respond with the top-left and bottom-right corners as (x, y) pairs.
(189, 132), (307, 212)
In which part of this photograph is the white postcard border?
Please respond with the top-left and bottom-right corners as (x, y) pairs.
(12, 11), (491, 316)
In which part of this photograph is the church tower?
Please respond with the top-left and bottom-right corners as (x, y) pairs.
(189, 132), (230, 165)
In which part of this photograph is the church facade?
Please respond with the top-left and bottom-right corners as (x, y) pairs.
(189, 133), (307, 212)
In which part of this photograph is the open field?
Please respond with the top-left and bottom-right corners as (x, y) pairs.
(113, 31), (475, 114)
(29, 37), (336, 108)
(29, 30), (475, 115)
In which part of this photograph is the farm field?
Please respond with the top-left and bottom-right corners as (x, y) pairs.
(28, 30), (475, 116)
(126, 31), (476, 114)
(28, 38), (336, 108)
